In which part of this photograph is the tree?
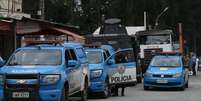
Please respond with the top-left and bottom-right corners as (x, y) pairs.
(42, 0), (201, 54)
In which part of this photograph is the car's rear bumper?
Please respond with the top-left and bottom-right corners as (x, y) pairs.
(144, 77), (185, 88)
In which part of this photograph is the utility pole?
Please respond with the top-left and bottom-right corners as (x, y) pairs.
(40, 0), (45, 20)
(144, 12), (147, 30)
(11, 19), (17, 50)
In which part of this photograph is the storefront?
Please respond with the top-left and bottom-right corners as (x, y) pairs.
(0, 17), (85, 60)
(0, 20), (15, 60)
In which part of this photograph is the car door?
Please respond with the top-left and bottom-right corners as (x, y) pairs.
(66, 49), (81, 93)
(107, 48), (137, 86)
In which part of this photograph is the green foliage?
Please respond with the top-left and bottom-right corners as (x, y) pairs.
(44, 0), (201, 53)
(45, 0), (72, 23)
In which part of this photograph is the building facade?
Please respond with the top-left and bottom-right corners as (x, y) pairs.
(0, 0), (30, 19)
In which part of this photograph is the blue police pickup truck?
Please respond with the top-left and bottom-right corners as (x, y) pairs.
(85, 47), (113, 98)
(0, 43), (89, 101)
(144, 52), (189, 90)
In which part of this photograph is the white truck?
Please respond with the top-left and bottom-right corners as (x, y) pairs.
(136, 29), (174, 73)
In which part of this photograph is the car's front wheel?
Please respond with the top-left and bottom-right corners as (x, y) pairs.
(102, 81), (110, 98)
(61, 85), (69, 101)
(80, 80), (88, 101)
(179, 85), (185, 91)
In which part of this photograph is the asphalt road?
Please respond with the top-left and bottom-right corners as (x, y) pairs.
(89, 72), (201, 101)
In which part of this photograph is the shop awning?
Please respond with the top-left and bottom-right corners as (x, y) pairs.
(49, 27), (85, 40)
(0, 20), (11, 32)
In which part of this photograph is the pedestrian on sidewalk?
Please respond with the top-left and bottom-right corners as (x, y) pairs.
(190, 52), (197, 76)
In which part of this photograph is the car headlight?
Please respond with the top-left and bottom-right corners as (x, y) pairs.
(144, 72), (152, 77)
(91, 70), (103, 78)
(173, 73), (182, 78)
(40, 75), (60, 85)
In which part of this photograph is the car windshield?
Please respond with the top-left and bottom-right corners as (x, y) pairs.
(86, 51), (103, 64)
(7, 49), (62, 66)
(150, 56), (181, 67)
(139, 34), (170, 44)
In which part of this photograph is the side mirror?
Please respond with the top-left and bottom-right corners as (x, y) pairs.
(107, 59), (115, 65)
(68, 60), (78, 67)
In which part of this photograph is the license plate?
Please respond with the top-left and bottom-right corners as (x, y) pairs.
(156, 80), (168, 84)
(12, 92), (29, 98)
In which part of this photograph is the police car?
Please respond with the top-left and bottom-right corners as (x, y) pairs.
(143, 52), (189, 90)
(0, 43), (89, 101)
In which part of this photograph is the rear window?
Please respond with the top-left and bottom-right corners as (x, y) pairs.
(150, 56), (181, 67)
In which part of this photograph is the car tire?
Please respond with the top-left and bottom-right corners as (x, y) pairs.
(144, 86), (149, 90)
(179, 85), (185, 91)
(102, 81), (110, 98)
(80, 81), (88, 101)
(61, 85), (69, 101)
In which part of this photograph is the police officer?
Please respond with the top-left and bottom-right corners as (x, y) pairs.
(112, 84), (125, 96)
(113, 52), (127, 96)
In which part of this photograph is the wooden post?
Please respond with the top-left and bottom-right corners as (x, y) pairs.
(11, 19), (17, 50)
(179, 23), (184, 55)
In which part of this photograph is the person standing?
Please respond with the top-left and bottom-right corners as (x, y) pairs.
(112, 51), (126, 96)
(113, 84), (125, 96)
(190, 53), (197, 76)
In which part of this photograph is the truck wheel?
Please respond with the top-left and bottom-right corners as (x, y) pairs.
(61, 86), (69, 101)
(102, 81), (109, 98)
(80, 81), (88, 101)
